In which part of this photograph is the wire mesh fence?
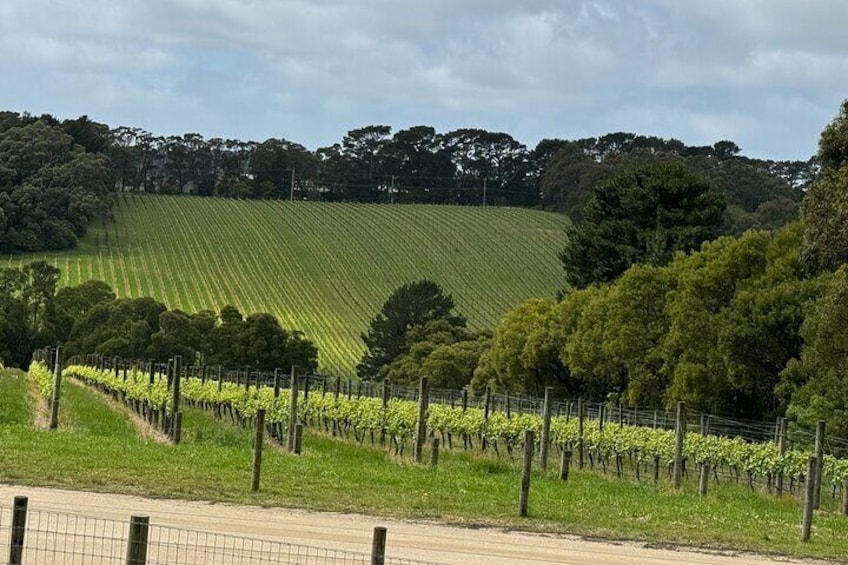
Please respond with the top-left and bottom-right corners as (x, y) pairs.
(0, 500), (445, 565)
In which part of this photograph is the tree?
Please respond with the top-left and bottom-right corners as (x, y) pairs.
(539, 142), (608, 215)
(599, 265), (675, 407)
(53, 280), (116, 342)
(442, 129), (533, 206)
(147, 309), (216, 362)
(385, 320), (489, 388)
(0, 119), (112, 253)
(801, 99), (848, 274)
(205, 306), (318, 371)
(561, 161), (725, 288)
(64, 297), (167, 359)
(781, 265), (848, 437)
(474, 298), (568, 395)
(380, 126), (455, 203)
(357, 280), (465, 379)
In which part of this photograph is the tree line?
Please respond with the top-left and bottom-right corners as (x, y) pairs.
(0, 260), (317, 372)
(0, 109), (813, 254)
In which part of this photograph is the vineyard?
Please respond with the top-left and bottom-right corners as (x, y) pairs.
(56, 360), (848, 500)
(6, 194), (568, 375)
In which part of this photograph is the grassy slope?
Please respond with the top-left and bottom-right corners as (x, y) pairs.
(7, 195), (568, 375)
(1, 369), (847, 562)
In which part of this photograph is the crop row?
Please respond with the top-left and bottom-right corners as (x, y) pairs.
(59, 363), (848, 490)
(10, 194), (568, 375)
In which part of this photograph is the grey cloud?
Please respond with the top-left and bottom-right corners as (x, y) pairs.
(1, 0), (846, 159)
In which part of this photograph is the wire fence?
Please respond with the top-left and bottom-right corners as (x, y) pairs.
(0, 499), (444, 565)
(60, 352), (848, 453)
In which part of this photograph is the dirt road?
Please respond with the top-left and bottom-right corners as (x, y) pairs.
(0, 484), (812, 564)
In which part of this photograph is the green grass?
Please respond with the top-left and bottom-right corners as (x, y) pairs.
(2, 370), (847, 562)
(6, 195), (569, 375)
(0, 370), (30, 425)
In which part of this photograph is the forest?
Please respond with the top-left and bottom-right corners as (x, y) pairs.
(0, 109), (812, 254)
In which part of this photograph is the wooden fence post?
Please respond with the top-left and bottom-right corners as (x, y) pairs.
(252, 409), (266, 492)
(842, 477), (848, 516)
(413, 377), (429, 463)
(288, 366), (299, 452)
(125, 515), (150, 565)
(370, 526), (387, 565)
(294, 423), (304, 455)
(273, 368), (281, 398)
(577, 398), (585, 470)
(559, 449), (572, 481)
(49, 347), (63, 430)
(673, 401), (686, 489)
(430, 437), (440, 467)
(801, 456), (817, 542)
(380, 378), (390, 446)
(813, 420), (825, 510)
(776, 417), (787, 495)
(519, 430), (534, 517)
(171, 356), (182, 443)
(699, 462), (710, 497)
(482, 387), (491, 450)
(539, 387), (553, 472)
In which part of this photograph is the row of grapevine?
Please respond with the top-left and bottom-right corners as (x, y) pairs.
(8, 194), (569, 375)
(28, 361), (55, 400)
(60, 363), (848, 493)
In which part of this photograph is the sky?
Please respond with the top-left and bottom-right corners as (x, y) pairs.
(2, 0), (847, 161)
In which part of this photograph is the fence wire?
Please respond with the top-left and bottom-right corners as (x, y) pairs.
(0, 505), (444, 565)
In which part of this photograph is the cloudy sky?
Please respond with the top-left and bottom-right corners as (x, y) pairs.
(2, 0), (847, 160)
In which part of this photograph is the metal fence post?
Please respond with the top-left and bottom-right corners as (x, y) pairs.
(9, 496), (28, 565)
(126, 515), (150, 565)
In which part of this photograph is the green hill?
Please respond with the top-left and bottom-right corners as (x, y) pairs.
(8, 194), (568, 375)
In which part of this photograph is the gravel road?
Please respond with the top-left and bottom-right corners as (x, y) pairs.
(0, 484), (812, 565)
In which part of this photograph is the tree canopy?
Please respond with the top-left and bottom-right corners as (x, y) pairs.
(561, 161), (725, 288)
(801, 99), (848, 274)
(357, 279), (466, 379)
(0, 115), (112, 253)
(0, 262), (318, 372)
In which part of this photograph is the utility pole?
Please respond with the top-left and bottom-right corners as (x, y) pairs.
(290, 167), (295, 201)
(482, 178), (487, 208)
(390, 175), (395, 204)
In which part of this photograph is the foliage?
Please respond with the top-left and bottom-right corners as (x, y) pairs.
(781, 265), (848, 437)
(64, 362), (848, 490)
(488, 221), (826, 421)
(385, 321), (490, 389)
(801, 99), (848, 273)
(205, 307), (318, 371)
(6, 366), (848, 562)
(357, 280), (466, 379)
(0, 117), (112, 253)
(561, 161), (725, 288)
(27, 360), (55, 400)
(473, 298), (566, 395)
(0, 261), (61, 365)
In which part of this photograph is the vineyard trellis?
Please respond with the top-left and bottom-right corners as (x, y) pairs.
(32, 349), (848, 506)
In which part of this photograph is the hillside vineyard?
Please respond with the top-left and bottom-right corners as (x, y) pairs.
(9, 194), (568, 375)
